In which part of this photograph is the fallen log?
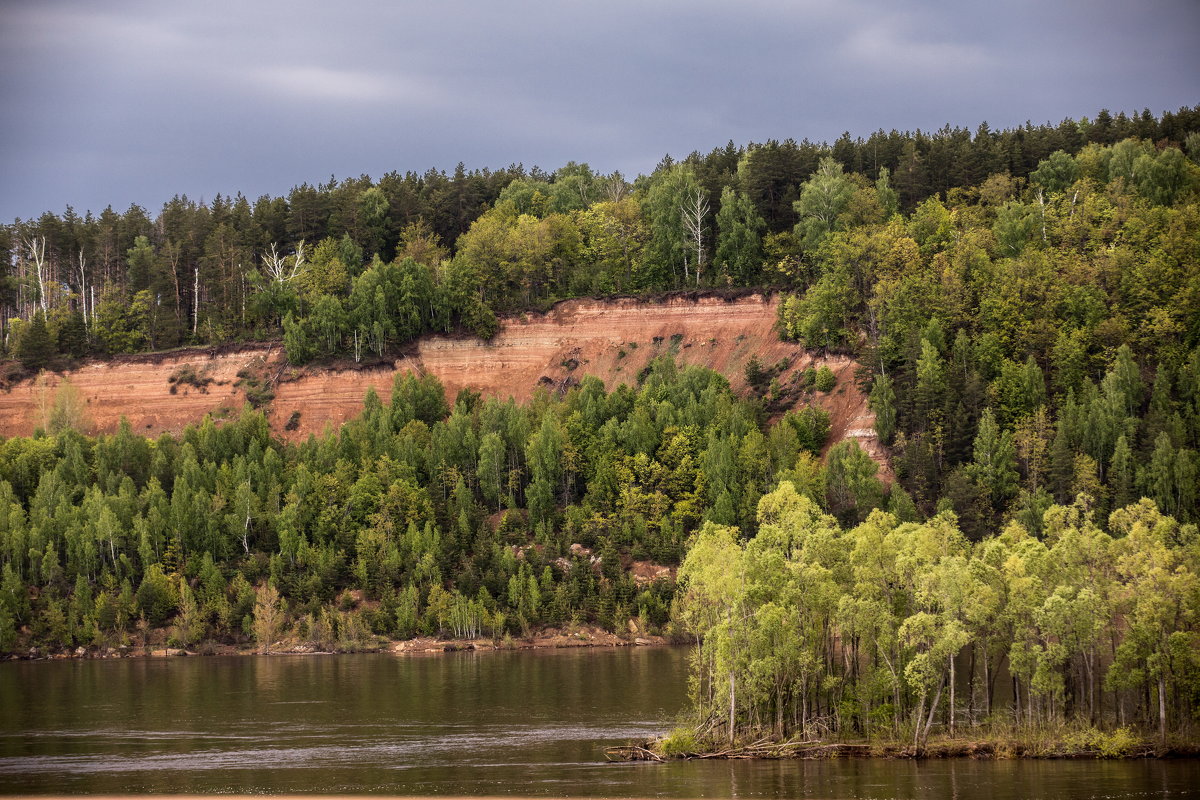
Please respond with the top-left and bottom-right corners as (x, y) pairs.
(604, 744), (663, 762)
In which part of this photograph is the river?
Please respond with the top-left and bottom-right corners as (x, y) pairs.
(1, 647), (1195, 797)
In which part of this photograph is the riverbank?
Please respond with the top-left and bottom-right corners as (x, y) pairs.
(5, 624), (670, 661)
(607, 732), (1200, 761)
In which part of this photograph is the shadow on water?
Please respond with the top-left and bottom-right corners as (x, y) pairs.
(1, 648), (1196, 797)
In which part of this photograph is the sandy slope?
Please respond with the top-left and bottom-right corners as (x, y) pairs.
(0, 293), (887, 477)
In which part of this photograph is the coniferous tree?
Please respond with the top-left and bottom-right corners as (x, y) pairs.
(714, 187), (766, 285)
(17, 312), (55, 371)
(967, 409), (1019, 512)
(870, 373), (897, 444)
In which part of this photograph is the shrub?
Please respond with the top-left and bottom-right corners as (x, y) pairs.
(815, 365), (837, 392)
(1064, 726), (1140, 758)
(167, 364), (214, 394)
(658, 726), (700, 757)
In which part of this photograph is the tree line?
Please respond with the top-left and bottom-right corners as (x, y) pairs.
(4, 106), (1197, 367)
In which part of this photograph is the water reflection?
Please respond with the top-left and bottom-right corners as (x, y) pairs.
(1, 648), (1195, 797)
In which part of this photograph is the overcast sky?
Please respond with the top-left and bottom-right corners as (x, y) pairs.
(1, 0), (1197, 222)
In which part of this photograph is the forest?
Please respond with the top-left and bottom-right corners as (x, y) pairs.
(674, 486), (1197, 752)
(1, 105), (1199, 749)
(0, 359), (836, 652)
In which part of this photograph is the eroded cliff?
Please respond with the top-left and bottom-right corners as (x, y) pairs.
(0, 294), (887, 476)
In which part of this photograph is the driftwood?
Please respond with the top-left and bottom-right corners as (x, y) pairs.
(606, 736), (1190, 762)
(605, 744), (663, 762)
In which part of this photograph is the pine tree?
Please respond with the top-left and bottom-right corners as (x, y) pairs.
(1111, 345), (1143, 418)
(1048, 417), (1075, 503)
(55, 311), (88, 358)
(870, 373), (897, 444)
(1145, 433), (1176, 516)
(1110, 434), (1135, 510)
(17, 312), (55, 371)
(714, 186), (766, 285)
(915, 338), (946, 424)
(966, 409), (1019, 510)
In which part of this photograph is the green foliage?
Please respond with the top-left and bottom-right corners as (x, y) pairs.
(814, 365), (836, 392)
(967, 408), (1019, 509)
(657, 726), (701, 757)
(167, 365), (213, 393)
(793, 157), (856, 251)
(17, 312), (55, 371)
(234, 369), (275, 409)
(677, 484), (1200, 748)
(1030, 150), (1081, 193)
(3, 111), (1200, 705)
(825, 440), (884, 523)
(93, 288), (151, 354)
(715, 187), (766, 284)
(1, 106), (1195, 369)
(642, 164), (705, 286)
(993, 201), (1039, 257)
(1063, 726), (1140, 758)
(869, 374), (896, 444)
(135, 565), (177, 626)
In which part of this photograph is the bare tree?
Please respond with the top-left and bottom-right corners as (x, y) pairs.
(24, 236), (49, 315)
(603, 172), (629, 203)
(76, 251), (89, 325)
(681, 188), (710, 286)
(192, 264), (200, 336)
(261, 240), (307, 285)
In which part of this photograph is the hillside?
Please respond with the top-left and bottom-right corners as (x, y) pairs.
(0, 292), (885, 474)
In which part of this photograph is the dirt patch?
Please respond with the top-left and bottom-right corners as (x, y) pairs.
(629, 560), (675, 585)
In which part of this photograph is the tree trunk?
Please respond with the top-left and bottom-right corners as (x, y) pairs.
(1158, 674), (1167, 747)
(913, 694), (924, 748)
(967, 644), (977, 724)
(192, 265), (200, 336)
(729, 670), (736, 745)
(922, 673), (947, 747)
(949, 652), (956, 736)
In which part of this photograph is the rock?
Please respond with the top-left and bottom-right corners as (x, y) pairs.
(635, 637), (650, 646)
(74, 647), (87, 657)
(152, 647), (186, 657)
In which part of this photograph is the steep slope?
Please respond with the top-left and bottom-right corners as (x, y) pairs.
(0, 293), (887, 476)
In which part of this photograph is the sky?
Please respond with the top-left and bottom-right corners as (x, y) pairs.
(1, 0), (1197, 222)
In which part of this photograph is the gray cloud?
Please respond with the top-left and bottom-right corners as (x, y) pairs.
(1, 0), (1197, 221)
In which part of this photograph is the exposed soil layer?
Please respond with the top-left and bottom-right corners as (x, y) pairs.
(0, 294), (886, 477)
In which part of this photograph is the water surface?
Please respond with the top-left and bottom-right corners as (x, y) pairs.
(1, 648), (1195, 797)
